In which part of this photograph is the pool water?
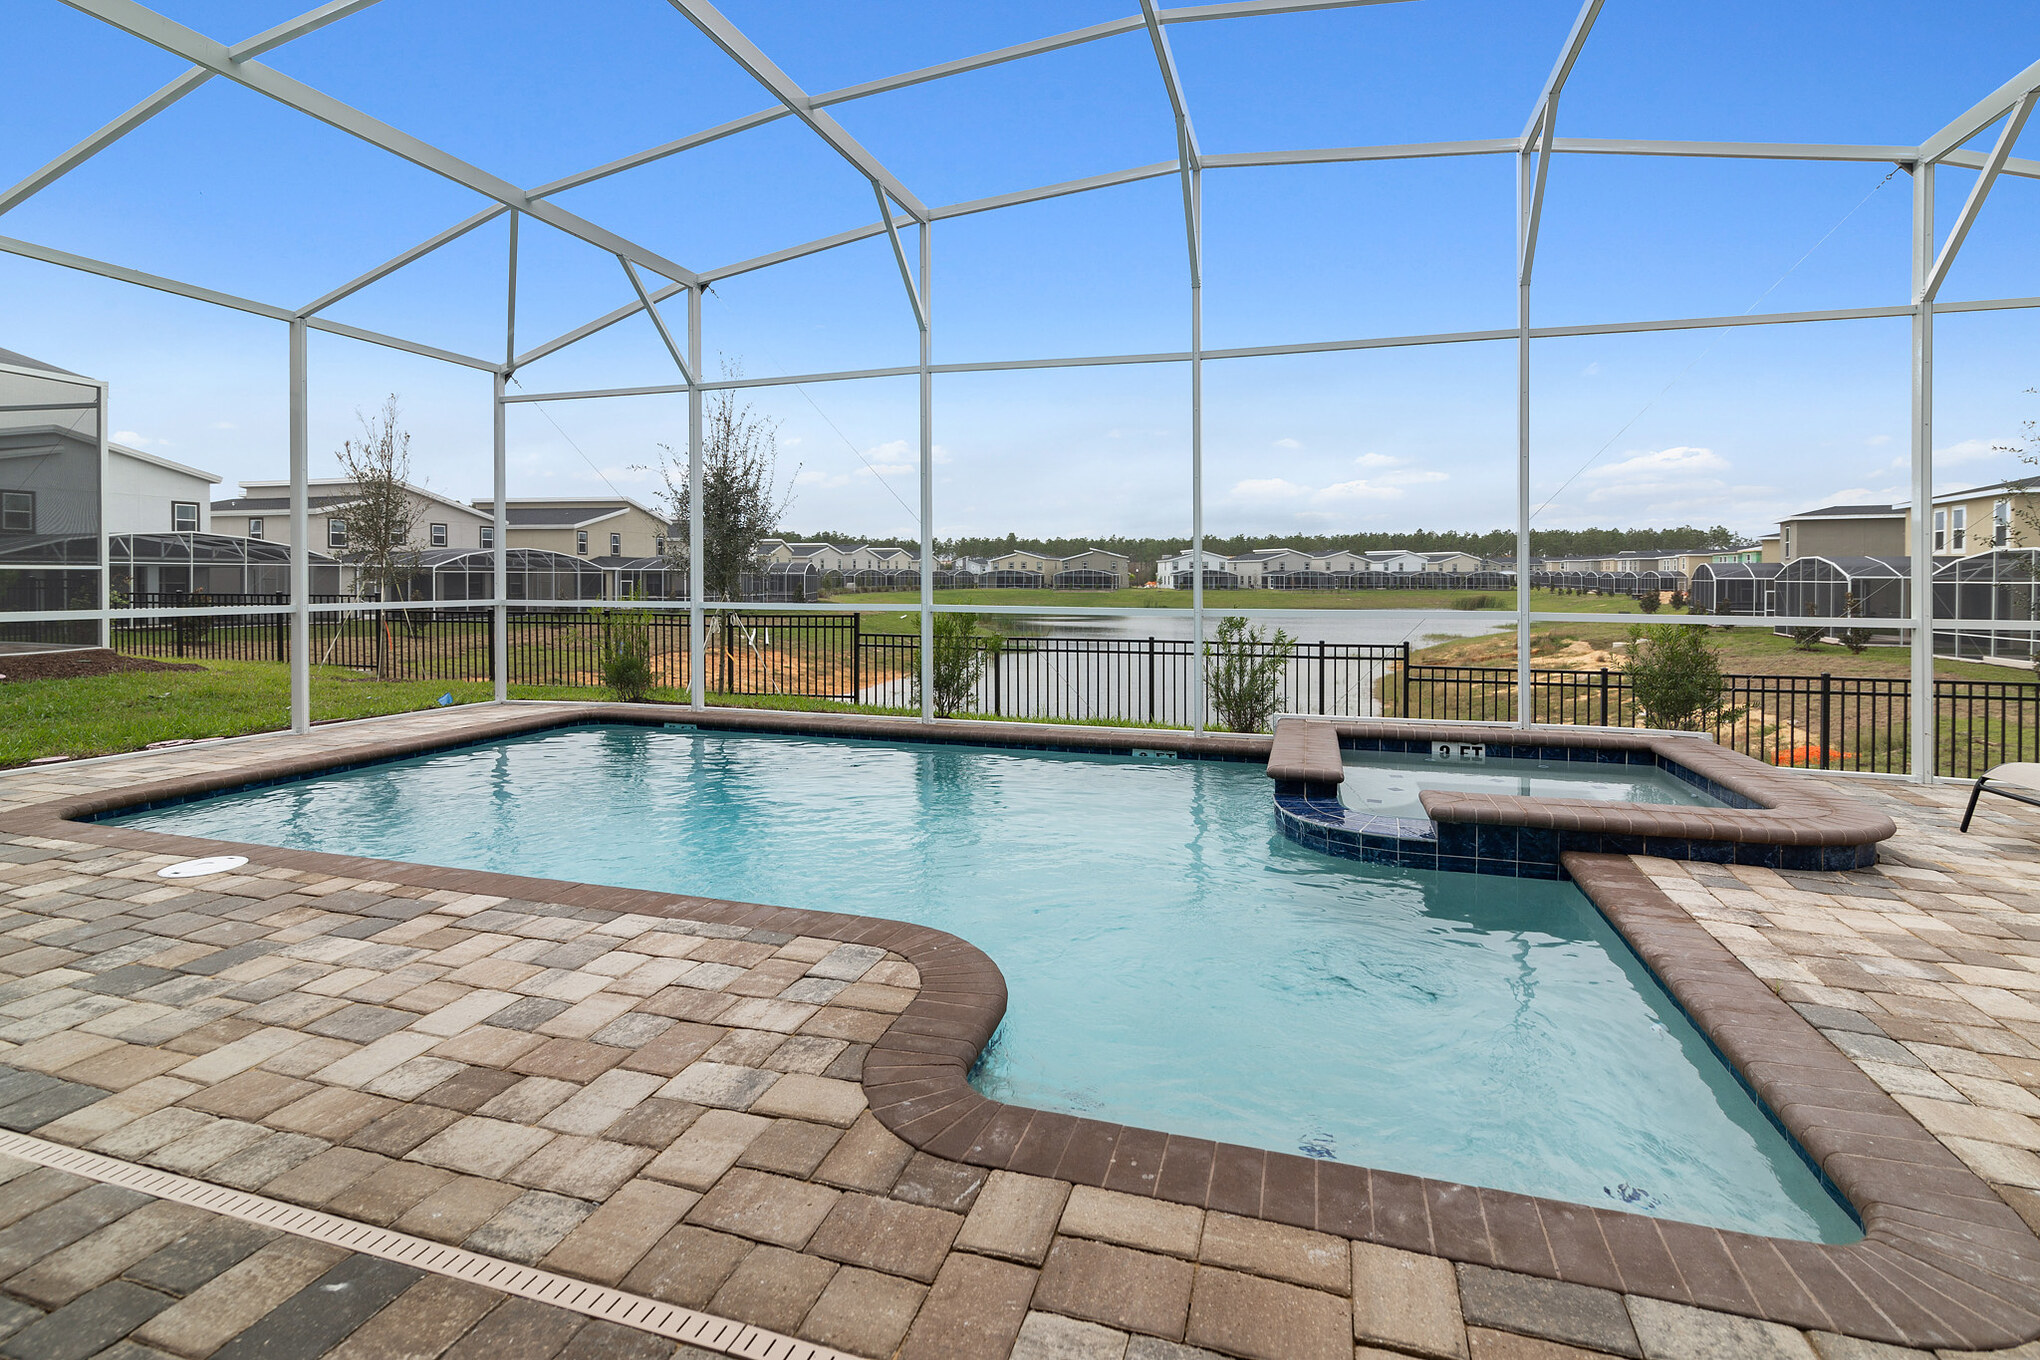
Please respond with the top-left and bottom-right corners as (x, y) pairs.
(113, 725), (1856, 1241)
(1340, 751), (1723, 819)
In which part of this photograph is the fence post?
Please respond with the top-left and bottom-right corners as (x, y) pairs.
(992, 640), (1001, 716)
(1317, 640), (1326, 715)
(1599, 668), (1608, 728)
(1820, 672), (1832, 771)
(850, 612), (861, 701)
(1147, 637), (1156, 723)
(275, 598), (286, 665)
(1399, 643), (1410, 717)
(486, 612), (496, 684)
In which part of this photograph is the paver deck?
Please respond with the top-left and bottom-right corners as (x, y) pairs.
(0, 703), (2036, 1359)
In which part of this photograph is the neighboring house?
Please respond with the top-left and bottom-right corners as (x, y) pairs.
(1361, 550), (1429, 573)
(213, 479), (491, 553)
(1416, 550), (1483, 573)
(1907, 480), (2039, 558)
(1052, 548), (1130, 588)
(1232, 548), (1311, 583)
(1708, 548), (1765, 566)
(479, 497), (672, 560)
(1758, 533), (1782, 564)
(1776, 503), (1906, 562)
(105, 444), (221, 534)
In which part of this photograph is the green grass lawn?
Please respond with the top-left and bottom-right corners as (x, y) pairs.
(831, 587), (1639, 616)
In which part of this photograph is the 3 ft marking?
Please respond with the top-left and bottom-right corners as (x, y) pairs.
(1130, 748), (1179, 760)
(1431, 741), (1486, 762)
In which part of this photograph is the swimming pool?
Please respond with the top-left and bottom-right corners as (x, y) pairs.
(110, 723), (1856, 1242)
(1339, 750), (1723, 819)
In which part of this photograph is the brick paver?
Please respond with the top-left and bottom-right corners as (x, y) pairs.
(0, 707), (2038, 1357)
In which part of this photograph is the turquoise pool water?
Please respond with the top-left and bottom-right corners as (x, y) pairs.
(1339, 751), (1724, 819)
(113, 724), (1857, 1241)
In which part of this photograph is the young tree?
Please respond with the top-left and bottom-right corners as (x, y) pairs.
(334, 396), (421, 678)
(647, 364), (799, 602)
(914, 611), (1000, 718)
(596, 591), (656, 703)
(1837, 592), (1874, 655)
(1623, 624), (1736, 732)
(1206, 615), (1296, 733)
(334, 395), (419, 606)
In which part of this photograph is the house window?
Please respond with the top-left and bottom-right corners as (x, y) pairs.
(1951, 506), (1967, 550)
(1934, 509), (1948, 551)
(430, 522), (448, 548)
(654, 535), (666, 555)
(171, 501), (199, 532)
(1, 490), (33, 533)
(328, 519), (348, 549)
(1996, 499), (2011, 547)
(610, 532), (621, 555)
(247, 517), (264, 539)
(480, 525), (494, 549)
(576, 530), (589, 555)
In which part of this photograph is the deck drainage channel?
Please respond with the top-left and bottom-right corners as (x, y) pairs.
(0, 1130), (855, 1360)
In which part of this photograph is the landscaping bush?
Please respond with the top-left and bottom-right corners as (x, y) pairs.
(1206, 615), (1296, 733)
(1837, 592), (1873, 655)
(1623, 623), (1738, 731)
(1790, 602), (1825, 651)
(1637, 591), (1661, 613)
(916, 611), (1000, 717)
(597, 596), (655, 703)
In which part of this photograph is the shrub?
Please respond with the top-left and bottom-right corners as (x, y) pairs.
(1637, 591), (1661, 613)
(1206, 615), (1296, 733)
(1667, 588), (1687, 611)
(915, 611), (1000, 717)
(1837, 592), (1874, 655)
(1790, 601), (1825, 651)
(1452, 594), (1501, 610)
(597, 595), (655, 703)
(1623, 623), (1738, 732)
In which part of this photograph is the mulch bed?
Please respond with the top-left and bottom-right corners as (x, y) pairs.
(0, 649), (204, 683)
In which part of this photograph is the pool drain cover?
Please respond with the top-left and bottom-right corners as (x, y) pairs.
(158, 855), (248, 879)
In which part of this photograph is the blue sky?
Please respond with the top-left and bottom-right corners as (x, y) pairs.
(2, 0), (2036, 545)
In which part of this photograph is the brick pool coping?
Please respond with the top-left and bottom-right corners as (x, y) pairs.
(7, 702), (2037, 1351)
(1271, 718), (1898, 875)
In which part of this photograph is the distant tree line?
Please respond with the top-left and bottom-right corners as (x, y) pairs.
(778, 524), (1749, 561)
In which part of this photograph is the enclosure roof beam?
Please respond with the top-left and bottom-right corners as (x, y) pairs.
(1137, 0), (1203, 284)
(1520, 0), (1604, 147)
(58, 0), (699, 286)
(1920, 89), (2037, 303)
(0, 0), (387, 218)
(617, 256), (696, 384)
(1520, 102), (1557, 283)
(659, 0), (931, 222)
(299, 206), (508, 316)
(1920, 56), (2040, 164)
(873, 187), (927, 331)
(0, 232), (497, 369)
(1940, 147), (2040, 181)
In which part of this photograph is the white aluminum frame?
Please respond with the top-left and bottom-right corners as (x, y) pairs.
(1, 0), (2033, 777)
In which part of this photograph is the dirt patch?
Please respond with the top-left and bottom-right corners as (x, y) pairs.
(0, 649), (204, 683)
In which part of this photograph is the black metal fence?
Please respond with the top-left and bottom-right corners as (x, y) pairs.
(1390, 663), (2037, 777)
(104, 606), (2040, 776)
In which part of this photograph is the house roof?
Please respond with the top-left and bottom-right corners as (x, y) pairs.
(109, 442), (222, 484)
(238, 478), (486, 519)
(472, 496), (667, 523)
(1931, 479), (2036, 505)
(499, 506), (629, 528)
(1783, 503), (1907, 521)
(211, 494), (357, 512)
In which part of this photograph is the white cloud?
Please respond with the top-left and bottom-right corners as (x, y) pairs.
(1865, 433), (1891, 446)
(1273, 437), (1302, 449)
(795, 469), (851, 489)
(1581, 362), (1603, 377)
(1228, 478), (1311, 501)
(1376, 468), (1447, 486)
(210, 421), (236, 431)
(859, 464), (914, 477)
(1935, 437), (2010, 466)
(1352, 452), (1400, 468)
(112, 430), (167, 448)
(782, 435), (803, 447)
(1313, 479), (1406, 501)
(1578, 445), (1739, 507)
(1586, 445), (1729, 480)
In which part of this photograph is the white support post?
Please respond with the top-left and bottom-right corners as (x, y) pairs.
(95, 380), (110, 648)
(1909, 164), (1936, 782)
(1515, 153), (1534, 730)
(492, 372), (508, 702)
(288, 317), (310, 734)
(494, 212), (515, 701)
(917, 226), (935, 723)
(688, 286), (706, 711)
(1189, 167), (1206, 737)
